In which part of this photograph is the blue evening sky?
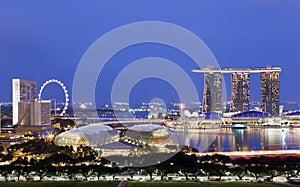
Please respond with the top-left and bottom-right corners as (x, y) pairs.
(0, 0), (300, 107)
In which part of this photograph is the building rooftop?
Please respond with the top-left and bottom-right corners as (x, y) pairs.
(284, 111), (300, 116)
(128, 124), (169, 133)
(54, 124), (118, 147)
(232, 111), (269, 119)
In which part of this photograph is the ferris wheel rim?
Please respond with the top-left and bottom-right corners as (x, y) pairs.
(38, 79), (69, 116)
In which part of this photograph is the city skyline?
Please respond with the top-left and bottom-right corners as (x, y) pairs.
(0, 1), (300, 106)
(2, 2), (300, 185)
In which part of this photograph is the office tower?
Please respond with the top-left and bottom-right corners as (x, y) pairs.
(17, 101), (33, 126)
(33, 100), (51, 125)
(12, 79), (36, 125)
(260, 71), (281, 116)
(202, 73), (222, 113)
(231, 73), (250, 112)
(16, 99), (51, 126)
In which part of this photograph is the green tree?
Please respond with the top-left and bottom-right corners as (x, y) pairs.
(231, 167), (247, 180)
(92, 164), (107, 180)
(21, 166), (34, 182)
(32, 159), (53, 181)
(172, 152), (199, 180)
(0, 165), (11, 182)
(142, 166), (156, 180)
(10, 157), (30, 181)
(201, 163), (215, 180)
(283, 156), (300, 181)
(231, 158), (249, 180)
(157, 161), (176, 180)
(79, 164), (92, 180)
(265, 157), (284, 181)
(64, 165), (77, 180)
(247, 165), (265, 180)
(200, 154), (231, 180)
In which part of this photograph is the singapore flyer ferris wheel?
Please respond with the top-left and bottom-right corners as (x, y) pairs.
(38, 79), (69, 116)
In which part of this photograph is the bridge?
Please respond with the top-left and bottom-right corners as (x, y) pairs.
(59, 117), (164, 123)
(55, 117), (166, 129)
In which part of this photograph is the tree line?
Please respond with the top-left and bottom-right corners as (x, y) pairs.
(0, 139), (300, 182)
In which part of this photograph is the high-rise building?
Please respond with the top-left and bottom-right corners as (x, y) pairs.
(261, 70), (281, 116)
(17, 101), (33, 126)
(231, 73), (250, 112)
(12, 79), (36, 125)
(16, 100), (51, 126)
(33, 100), (51, 125)
(202, 73), (222, 113)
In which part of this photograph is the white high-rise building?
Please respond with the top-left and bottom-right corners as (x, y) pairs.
(12, 78), (36, 125)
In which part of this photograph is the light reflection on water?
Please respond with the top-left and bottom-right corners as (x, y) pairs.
(174, 128), (300, 152)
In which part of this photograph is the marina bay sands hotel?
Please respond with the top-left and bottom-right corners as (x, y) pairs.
(192, 66), (282, 116)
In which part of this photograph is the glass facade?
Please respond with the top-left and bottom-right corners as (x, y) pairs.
(202, 73), (223, 113)
(12, 79), (36, 125)
(231, 73), (250, 112)
(55, 124), (118, 147)
(261, 71), (281, 116)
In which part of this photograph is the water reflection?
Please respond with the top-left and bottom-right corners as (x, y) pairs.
(174, 128), (300, 152)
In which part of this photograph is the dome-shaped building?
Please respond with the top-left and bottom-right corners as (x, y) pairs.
(125, 124), (172, 146)
(55, 124), (118, 147)
(230, 111), (269, 128)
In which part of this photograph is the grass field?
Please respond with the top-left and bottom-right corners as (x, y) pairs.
(0, 181), (119, 187)
(127, 181), (293, 187)
(0, 181), (294, 187)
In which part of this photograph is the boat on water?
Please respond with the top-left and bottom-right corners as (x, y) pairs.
(231, 122), (247, 129)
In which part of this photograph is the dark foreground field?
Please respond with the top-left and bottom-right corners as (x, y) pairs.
(0, 181), (294, 187)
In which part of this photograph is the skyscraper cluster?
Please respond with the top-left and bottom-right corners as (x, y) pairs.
(193, 66), (282, 116)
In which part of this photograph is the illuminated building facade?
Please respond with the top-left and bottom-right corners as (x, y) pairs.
(55, 124), (118, 147)
(202, 73), (223, 113)
(12, 78), (36, 125)
(193, 66), (281, 115)
(12, 78), (51, 126)
(231, 73), (250, 112)
(261, 71), (281, 116)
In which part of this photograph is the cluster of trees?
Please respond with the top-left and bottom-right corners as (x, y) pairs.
(1, 139), (300, 182)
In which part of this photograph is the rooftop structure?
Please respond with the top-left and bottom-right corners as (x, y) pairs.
(192, 67), (282, 73)
(125, 124), (172, 146)
(231, 111), (269, 120)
